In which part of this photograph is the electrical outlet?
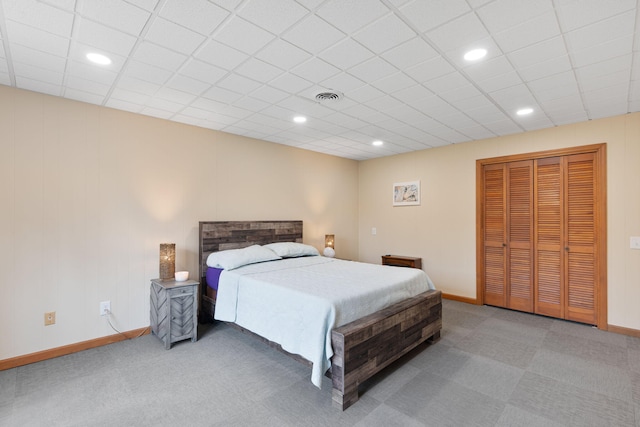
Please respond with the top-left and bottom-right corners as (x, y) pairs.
(44, 311), (56, 326)
(100, 301), (111, 316)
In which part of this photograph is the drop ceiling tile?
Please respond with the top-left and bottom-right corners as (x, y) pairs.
(405, 56), (455, 83)
(578, 68), (631, 94)
(408, 95), (459, 118)
(369, 71), (416, 94)
(464, 55), (515, 82)
(145, 17), (206, 55)
(426, 11), (489, 53)
(527, 71), (579, 102)
(6, 20), (70, 57)
(10, 45), (66, 73)
(232, 95), (271, 112)
(315, 0), (390, 34)
(249, 86), (290, 104)
(116, 75), (161, 96)
(12, 62), (64, 86)
(140, 106), (173, 119)
(132, 41), (188, 72)
(105, 98), (143, 113)
(381, 37), (440, 69)
(571, 34), (633, 68)
(3, 0), (74, 37)
(180, 59), (228, 85)
(518, 55), (572, 83)
(346, 84), (385, 103)
(235, 58), (284, 83)
(65, 75), (110, 96)
(66, 60), (118, 86)
(260, 104), (299, 121)
(76, 18), (138, 57)
(110, 88), (151, 105)
(144, 96), (185, 113)
(282, 15), (345, 54)
(255, 39), (312, 70)
(423, 72), (470, 93)
(439, 84), (483, 104)
(364, 96), (406, 116)
(477, 0), (553, 34)
(482, 119), (523, 136)
(15, 76), (61, 96)
(155, 87), (197, 105)
(555, 0), (636, 32)
(77, 0), (151, 35)
(202, 86), (244, 104)
(124, 0), (158, 11)
(475, 70), (522, 93)
(488, 84), (537, 113)
(353, 13), (416, 54)
(399, 0), (470, 33)
(159, 0), (230, 36)
(195, 39), (249, 70)
(348, 57), (398, 83)
(319, 38), (375, 70)
(465, 104), (508, 123)
(508, 36), (567, 69)
(123, 60), (172, 85)
(215, 17), (275, 55)
(64, 88), (105, 105)
(269, 73), (314, 94)
(565, 11), (635, 52)
(493, 12), (560, 54)
(290, 57), (341, 83)
(165, 74), (211, 96)
(238, 0), (309, 34)
(392, 84), (433, 105)
(321, 72), (366, 94)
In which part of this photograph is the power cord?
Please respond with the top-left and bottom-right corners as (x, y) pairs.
(102, 309), (150, 339)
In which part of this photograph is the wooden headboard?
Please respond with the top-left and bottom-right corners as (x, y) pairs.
(198, 220), (303, 286)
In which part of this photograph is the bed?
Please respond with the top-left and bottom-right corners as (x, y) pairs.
(199, 220), (442, 410)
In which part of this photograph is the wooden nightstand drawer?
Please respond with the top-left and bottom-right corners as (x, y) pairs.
(381, 255), (422, 269)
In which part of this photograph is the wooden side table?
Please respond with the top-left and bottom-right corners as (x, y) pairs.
(381, 255), (422, 269)
(150, 278), (199, 349)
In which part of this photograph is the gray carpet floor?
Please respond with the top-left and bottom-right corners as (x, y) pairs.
(1, 299), (639, 426)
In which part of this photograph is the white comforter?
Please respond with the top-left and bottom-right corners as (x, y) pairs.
(214, 256), (435, 388)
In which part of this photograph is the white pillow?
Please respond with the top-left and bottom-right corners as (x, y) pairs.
(264, 242), (320, 258)
(206, 245), (281, 270)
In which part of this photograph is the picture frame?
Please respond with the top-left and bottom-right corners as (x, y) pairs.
(393, 180), (420, 206)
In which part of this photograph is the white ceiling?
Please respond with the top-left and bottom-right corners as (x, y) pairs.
(0, 0), (638, 160)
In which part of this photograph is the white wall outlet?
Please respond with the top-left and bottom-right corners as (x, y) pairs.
(631, 236), (640, 250)
(372, 227), (377, 235)
(100, 301), (111, 316)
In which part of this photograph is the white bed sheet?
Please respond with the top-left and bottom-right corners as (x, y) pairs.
(213, 256), (435, 388)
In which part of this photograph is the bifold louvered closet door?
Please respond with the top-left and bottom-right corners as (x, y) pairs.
(478, 144), (606, 327)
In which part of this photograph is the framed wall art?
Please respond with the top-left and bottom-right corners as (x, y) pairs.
(393, 180), (420, 206)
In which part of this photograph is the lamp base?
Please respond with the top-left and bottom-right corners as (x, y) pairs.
(323, 247), (335, 258)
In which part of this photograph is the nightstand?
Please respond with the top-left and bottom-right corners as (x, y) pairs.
(150, 278), (199, 349)
(381, 255), (422, 269)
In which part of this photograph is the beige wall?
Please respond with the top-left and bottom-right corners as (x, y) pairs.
(359, 112), (640, 331)
(0, 86), (359, 360)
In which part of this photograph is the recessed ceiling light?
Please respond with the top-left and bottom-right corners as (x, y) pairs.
(516, 108), (534, 116)
(372, 140), (383, 146)
(86, 52), (112, 65)
(464, 48), (487, 61)
(293, 116), (307, 123)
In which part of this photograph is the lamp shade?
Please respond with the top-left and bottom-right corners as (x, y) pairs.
(159, 243), (176, 280)
(324, 234), (335, 249)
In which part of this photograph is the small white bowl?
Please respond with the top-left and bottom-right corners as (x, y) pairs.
(174, 271), (189, 281)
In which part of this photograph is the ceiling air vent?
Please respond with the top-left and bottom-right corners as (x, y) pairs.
(313, 90), (344, 103)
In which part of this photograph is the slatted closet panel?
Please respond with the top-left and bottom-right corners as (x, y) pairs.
(477, 144), (606, 328)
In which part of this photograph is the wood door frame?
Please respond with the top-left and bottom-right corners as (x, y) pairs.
(476, 143), (607, 329)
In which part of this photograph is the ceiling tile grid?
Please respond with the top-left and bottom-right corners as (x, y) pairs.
(0, 0), (638, 160)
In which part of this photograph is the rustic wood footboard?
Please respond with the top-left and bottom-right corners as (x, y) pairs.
(330, 289), (442, 410)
